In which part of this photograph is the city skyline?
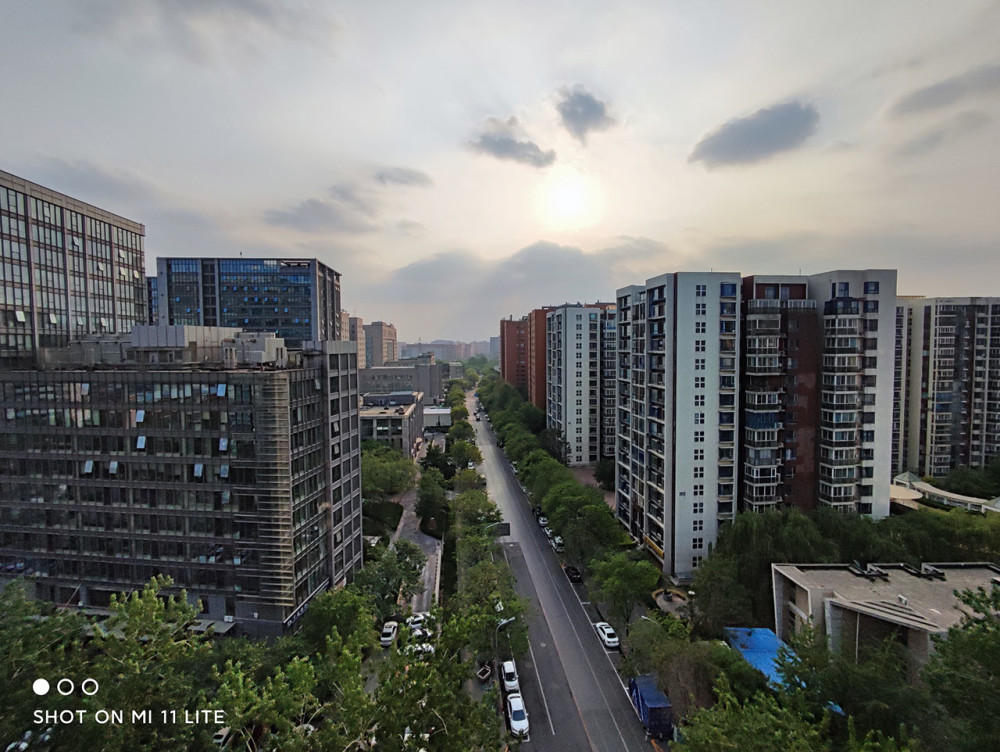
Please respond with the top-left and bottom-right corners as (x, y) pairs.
(3, 2), (999, 340)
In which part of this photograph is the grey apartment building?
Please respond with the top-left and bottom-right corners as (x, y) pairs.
(154, 257), (342, 348)
(1, 170), (147, 366)
(364, 321), (397, 367)
(894, 296), (1000, 477)
(0, 326), (362, 637)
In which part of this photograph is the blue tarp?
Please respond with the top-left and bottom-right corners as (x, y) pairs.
(723, 627), (784, 688)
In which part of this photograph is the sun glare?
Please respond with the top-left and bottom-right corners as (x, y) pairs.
(535, 166), (603, 231)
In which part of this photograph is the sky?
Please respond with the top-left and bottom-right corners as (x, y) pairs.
(2, 1), (999, 342)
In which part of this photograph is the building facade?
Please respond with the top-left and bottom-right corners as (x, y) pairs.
(545, 303), (616, 466)
(363, 321), (397, 367)
(154, 257), (341, 348)
(499, 317), (528, 393)
(893, 296), (1000, 477)
(616, 273), (742, 578)
(360, 391), (425, 458)
(616, 269), (895, 578)
(1, 170), (147, 366)
(0, 326), (362, 637)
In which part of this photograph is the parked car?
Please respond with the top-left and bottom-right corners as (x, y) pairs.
(506, 694), (529, 737)
(564, 566), (583, 582)
(404, 642), (435, 657)
(550, 536), (564, 553)
(537, 516), (548, 527)
(467, 461), (475, 469)
(542, 526), (553, 539)
(501, 660), (520, 693)
(211, 727), (232, 748)
(532, 506), (542, 518)
(380, 621), (398, 648)
(594, 622), (619, 649)
(406, 612), (428, 630)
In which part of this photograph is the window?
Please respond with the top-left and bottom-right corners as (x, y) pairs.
(220, 465), (230, 479)
(694, 358), (705, 370)
(108, 461), (118, 475)
(692, 537), (704, 550)
(136, 436), (146, 450)
(694, 449), (704, 461)
(693, 519), (704, 531)
(135, 409), (145, 424)
(692, 555), (703, 568)
(696, 303), (706, 316)
(695, 376), (705, 389)
(695, 340), (706, 352)
(694, 412), (704, 424)
(695, 284), (707, 297)
(695, 321), (706, 334)
(693, 466), (704, 479)
(694, 430), (704, 443)
(721, 283), (737, 297)
(693, 501), (704, 515)
(694, 394), (705, 407)
(864, 300), (879, 313)
(83, 460), (94, 475)
(864, 281), (880, 295)
(194, 463), (204, 478)
(693, 484), (704, 496)
(219, 437), (229, 452)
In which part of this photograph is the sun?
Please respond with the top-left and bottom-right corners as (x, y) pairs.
(535, 165), (603, 231)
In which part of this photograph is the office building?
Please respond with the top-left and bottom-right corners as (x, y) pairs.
(154, 257), (341, 348)
(363, 321), (397, 367)
(359, 391), (425, 458)
(616, 273), (742, 578)
(1, 170), (147, 366)
(545, 303), (616, 466)
(338, 310), (350, 341)
(147, 276), (158, 325)
(0, 326), (362, 637)
(893, 297), (1000, 477)
(359, 354), (445, 403)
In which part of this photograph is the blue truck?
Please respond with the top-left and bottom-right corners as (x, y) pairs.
(629, 675), (673, 740)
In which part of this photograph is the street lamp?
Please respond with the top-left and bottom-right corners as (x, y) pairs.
(494, 616), (516, 661)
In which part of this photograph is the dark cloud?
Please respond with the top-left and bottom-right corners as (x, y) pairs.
(894, 110), (991, 158)
(374, 167), (432, 187)
(328, 184), (376, 216)
(470, 117), (556, 168)
(556, 86), (615, 144)
(689, 101), (820, 168)
(262, 198), (374, 234)
(76, 0), (341, 64)
(891, 63), (1000, 117)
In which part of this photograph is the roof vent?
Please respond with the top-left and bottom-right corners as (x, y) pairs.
(921, 563), (946, 580)
(898, 595), (908, 606)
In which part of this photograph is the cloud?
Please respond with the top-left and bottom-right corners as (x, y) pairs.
(689, 101), (820, 168)
(893, 110), (991, 158)
(328, 184), (376, 216)
(263, 198), (374, 234)
(374, 167), (432, 187)
(890, 63), (1000, 117)
(556, 86), (615, 143)
(470, 117), (556, 168)
(76, 0), (341, 64)
(396, 220), (427, 236)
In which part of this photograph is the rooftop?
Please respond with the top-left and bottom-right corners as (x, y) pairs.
(774, 562), (1000, 634)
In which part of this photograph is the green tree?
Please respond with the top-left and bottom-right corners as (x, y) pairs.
(675, 677), (831, 752)
(593, 458), (615, 491)
(449, 439), (482, 469)
(420, 443), (456, 481)
(921, 585), (1000, 751)
(691, 556), (754, 636)
(297, 586), (376, 655)
(589, 551), (660, 629)
(416, 468), (447, 523)
(354, 540), (427, 621)
(453, 468), (486, 492)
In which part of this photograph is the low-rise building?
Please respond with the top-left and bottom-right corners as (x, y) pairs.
(360, 391), (424, 457)
(772, 561), (1000, 678)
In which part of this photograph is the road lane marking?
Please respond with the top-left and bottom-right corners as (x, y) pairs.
(526, 639), (556, 736)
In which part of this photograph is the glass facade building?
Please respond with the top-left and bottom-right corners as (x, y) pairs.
(155, 257), (341, 348)
(0, 328), (362, 637)
(0, 170), (147, 366)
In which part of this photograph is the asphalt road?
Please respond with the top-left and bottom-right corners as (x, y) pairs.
(469, 396), (651, 752)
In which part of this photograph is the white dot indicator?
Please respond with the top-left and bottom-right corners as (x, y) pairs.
(32, 678), (50, 696)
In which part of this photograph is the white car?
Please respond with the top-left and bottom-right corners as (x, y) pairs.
(542, 526), (553, 540)
(501, 660), (520, 693)
(406, 612), (428, 630)
(506, 693), (529, 737)
(537, 516), (548, 527)
(594, 622), (619, 649)
(404, 642), (436, 657)
(467, 461), (475, 469)
(550, 536), (564, 553)
(380, 621), (398, 647)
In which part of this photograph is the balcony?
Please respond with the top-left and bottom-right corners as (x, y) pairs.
(745, 497), (781, 511)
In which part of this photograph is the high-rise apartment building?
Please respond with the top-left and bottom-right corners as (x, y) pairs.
(0, 326), (362, 637)
(616, 269), (895, 579)
(147, 276), (159, 325)
(545, 303), (616, 466)
(363, 321), (397, 367)
(499, 317), (528, 392)
(894, 297), (1000, 477)
(1, 170), (147, 366)
(338, 310), (350, 341)
(617, 273), (742, 578)
(348, 316), (366, 362)
(154, 257), (341, 348)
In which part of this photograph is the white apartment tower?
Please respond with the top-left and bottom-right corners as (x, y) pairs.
(546, 303), (616, 466)
(616, 273), (741, 579)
